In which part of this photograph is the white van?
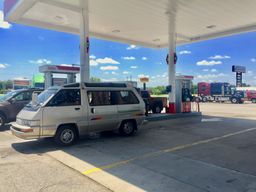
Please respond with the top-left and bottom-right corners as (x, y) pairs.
(11, 83), (146, 146)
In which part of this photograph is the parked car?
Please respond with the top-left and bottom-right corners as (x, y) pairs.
(0, 88), (43, 128)
(11, 83), (146, 146)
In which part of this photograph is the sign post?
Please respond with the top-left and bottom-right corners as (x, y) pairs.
(140, 77), (149, 90)
(232, 65), (246, 87)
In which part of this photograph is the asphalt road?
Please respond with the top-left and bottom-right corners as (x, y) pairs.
(1, 102), (256, 192)
(0, 129), (111, 192)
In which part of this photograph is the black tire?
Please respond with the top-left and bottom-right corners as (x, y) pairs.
(252, 99), (256, 103)
(54, 125), (78, 146)
(231, 97), (238, 104)
(0, 113), (6, 128)
(202, 97), (208, 102)
(119, 120), (136, 136)
(152, 101), (163, 114)
(194, 97), (200, 102)
(152, 105), (162, 114)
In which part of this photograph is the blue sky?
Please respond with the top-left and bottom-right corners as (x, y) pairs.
(0, 1), (256, 87)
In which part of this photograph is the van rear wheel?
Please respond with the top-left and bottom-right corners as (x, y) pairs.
(55, 125), (78, 146)
(119, 120), (136, 136)
(0, 114), (6, 128)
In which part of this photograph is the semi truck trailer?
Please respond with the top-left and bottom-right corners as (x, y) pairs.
(196, 82), (244, 104)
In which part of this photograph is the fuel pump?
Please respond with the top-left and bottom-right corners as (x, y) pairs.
(175, 75), (194, 113)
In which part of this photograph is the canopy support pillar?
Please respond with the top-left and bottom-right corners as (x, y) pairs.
(167, 2), (177, 113)
(80, 0), (90, 83)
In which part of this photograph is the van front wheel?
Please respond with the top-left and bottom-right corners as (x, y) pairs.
(119, 121), (136, 136)
(55, 125), (78, 146)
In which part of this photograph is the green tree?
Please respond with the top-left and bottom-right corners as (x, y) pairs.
(150, 86), (166, 95)
(90, 77), (101, 82)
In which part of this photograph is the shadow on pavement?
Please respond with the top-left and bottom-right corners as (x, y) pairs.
(11, 115), (256, 192)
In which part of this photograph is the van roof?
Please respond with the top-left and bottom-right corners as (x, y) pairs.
(63, 82), (128, 88)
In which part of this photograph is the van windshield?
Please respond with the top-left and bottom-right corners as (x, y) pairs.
(25, 88), (59, 110)
(37, 88), (59, 105)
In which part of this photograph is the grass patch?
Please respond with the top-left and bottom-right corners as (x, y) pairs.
(151, 94), (168, 98)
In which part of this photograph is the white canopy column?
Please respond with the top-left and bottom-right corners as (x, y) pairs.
(167, 2), (177, 113)
(80, 0), (90, 82)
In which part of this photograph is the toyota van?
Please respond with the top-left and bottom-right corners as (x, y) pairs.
(11, 83), (146, 146)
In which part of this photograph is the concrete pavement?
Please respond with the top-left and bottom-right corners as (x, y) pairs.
(1, 103), (256, 191)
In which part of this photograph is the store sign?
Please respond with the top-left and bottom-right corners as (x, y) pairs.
(232, 65), (246, 73)
(52, 78), (67, 86)
(140, 77), (149, 83)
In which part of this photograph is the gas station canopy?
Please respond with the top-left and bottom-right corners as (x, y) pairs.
(4, 0), (256, 48)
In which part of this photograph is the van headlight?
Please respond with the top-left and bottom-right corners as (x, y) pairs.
(16, 118), (40, 127)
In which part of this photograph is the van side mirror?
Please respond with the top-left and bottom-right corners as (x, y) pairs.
(32, 93), (38, 105)
(9, 98), (15, 104)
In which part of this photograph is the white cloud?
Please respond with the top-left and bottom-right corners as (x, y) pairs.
(111, 71), (119, 75)
(196, 73), (227, 79)
(96, 57), (119, 64)
(246, 70), (253, 77)
(179, 50), (191, 55)
(203, 69), (209, 72)
(209, 55), (231, 59)
(130, 66), (138, 69)
(251, 58), (256, 63)
(138, 74), (149, 78)
(142, 57), (148, 60)
(126, 45), (139, 50)
(90, 55), (96, 59)
(0, 63), (8, 69)
(122, 56), (135, 60)
(102, 78), (118, 82)
(90, 60), (98, 66)
(196, 60), (222, 66)
(0, 11), (12, 29)
(123, 71), (130, 75)
(100, 66), (119, 71)
(211, 69), (217, 72)
(29, 58), (52, 65)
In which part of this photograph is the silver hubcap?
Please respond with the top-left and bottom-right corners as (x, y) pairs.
(61, 129), (74, 144)
(123, 122), (133, 134)
(232, 99), (237, 103)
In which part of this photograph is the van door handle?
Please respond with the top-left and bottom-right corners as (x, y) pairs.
(75, 107), (80, 111)
(91, 108), (95, 113)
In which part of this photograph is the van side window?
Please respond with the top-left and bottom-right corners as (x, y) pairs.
(48, 89), (81, 106)
(88, 91), (111, 106)
(118, 91), (139, 104)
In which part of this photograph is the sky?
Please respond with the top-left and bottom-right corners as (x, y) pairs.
(0, 1), (256, 87)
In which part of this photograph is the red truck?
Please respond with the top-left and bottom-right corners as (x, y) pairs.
(246, 90), (256, 103)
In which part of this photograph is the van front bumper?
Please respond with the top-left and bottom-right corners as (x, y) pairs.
(11, 122), (40, 140)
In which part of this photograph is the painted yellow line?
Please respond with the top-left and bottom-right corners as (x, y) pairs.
(82, 127), (256, 175)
